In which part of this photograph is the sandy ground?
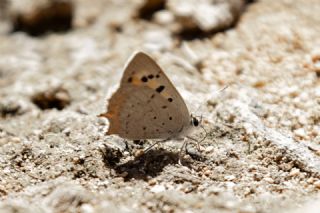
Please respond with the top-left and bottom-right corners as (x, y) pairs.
(1, 0), (320, 212)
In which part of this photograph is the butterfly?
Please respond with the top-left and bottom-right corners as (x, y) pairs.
(99, 52), (200, 147)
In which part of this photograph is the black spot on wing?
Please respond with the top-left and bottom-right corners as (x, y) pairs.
(168, 98), (173, 102)
(156, 85), (165, 93)
(128, 77), (132, 83)
(148, 74), (154, 79)
(141, 76), (148, 82)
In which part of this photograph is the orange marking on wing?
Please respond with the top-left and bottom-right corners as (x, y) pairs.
(146, 80), (158, 89)
(101, 90), (127, 135)
(131, 76), (142, 86)
(161, 91), (171, 99)
(104, 112), (114, 119)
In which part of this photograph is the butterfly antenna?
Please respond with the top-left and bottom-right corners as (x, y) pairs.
(196, 85), (228, 143)
(217, 85), (229, 93)
(208, 85), (229, 105)
(199, 124), (208, 144)
(193, 85), (229, 114)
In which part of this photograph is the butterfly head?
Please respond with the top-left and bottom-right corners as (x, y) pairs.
(188, 114), (207, 144)
(191, 116), (199, 127)
(190, 114), (202, 127)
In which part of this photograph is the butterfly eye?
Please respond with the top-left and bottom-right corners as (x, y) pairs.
(192, 117), (199, 127)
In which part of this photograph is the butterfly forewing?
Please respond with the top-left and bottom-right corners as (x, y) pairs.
(103, 52), (190, 140)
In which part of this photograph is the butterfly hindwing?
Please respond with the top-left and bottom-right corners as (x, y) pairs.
(104, 52), (190, 140)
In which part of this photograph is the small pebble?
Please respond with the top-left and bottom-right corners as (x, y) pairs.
(311, 50), (320, 63)
(263, 177), (274, 184)
(248, 165), (257, 172)
(203, 167), (212, 176)
(118, 172), (128, 178)
(148, 179), (157, 186)
(289, 168), (300, 177)
(225, 175), (236, 181)
(154, 10), (175, 25)
(313, 180), (320, 189)
(205, 145), (214, 153)
(134, 149), (144, 158)
(243, 187), (252, 196)
(243, 123), (254, 135)
(150, 184), (166, 193)
(294, 128), (307, 139)
(307, 177), (315, 184)
(80, 204), (94, 213)
(123, 151), (130, 157)
(10, 137), (21, 143)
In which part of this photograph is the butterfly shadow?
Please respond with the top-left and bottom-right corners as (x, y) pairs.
(101, 147), (193, 181)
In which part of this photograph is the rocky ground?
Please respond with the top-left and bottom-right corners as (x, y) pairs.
(0, 0), (320, 212)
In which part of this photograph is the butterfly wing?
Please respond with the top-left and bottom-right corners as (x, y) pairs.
(101, 52), (190, 140)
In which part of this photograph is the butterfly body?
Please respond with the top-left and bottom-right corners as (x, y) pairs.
(100, 52), (197, 140)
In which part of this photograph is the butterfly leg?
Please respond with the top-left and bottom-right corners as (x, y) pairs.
(143, 138), (170, 153)
(123, 139), (129, 149)
(186, 136), (201, 152)
(178, 138), (188, 165)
